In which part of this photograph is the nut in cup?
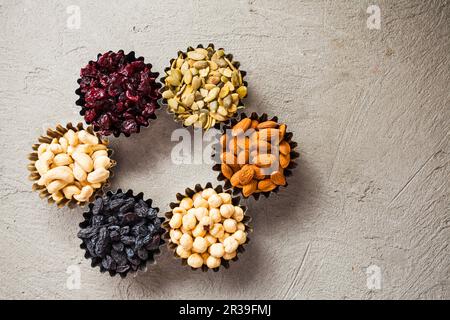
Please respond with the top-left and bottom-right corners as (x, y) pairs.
(162, 182), (252, 271)
(28, 123), (116, 208)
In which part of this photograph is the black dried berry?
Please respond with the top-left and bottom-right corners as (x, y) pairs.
(78, 190), (164, 277)
(112, 242), (124, 252)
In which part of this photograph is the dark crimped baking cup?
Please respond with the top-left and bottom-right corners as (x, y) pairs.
(27, 122), (116, 208)
(75, 50), (161, 137)
(162, 182), (252, 272)
(212, 112), (299, 200)
(159, 43), (248, 130)
(78, 189), (165, 278)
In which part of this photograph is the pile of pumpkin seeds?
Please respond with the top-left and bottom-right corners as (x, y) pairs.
(162, 46), (247, 129)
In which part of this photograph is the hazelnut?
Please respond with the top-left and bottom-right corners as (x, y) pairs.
(233, 206), (244, 222)
(223, 218), (237, 233)
(169, 213), (182, 229)
(176, 245), (191, 259)
(218, 192), (232, 204)
(182, 213), (197, 230)
(209, 243), (225, 258)
(172, 206), (186, 215)
(209, 208), (222, 223)
(201, 188), (216, 200)
(233, 230), (247, 245)
(210, 223), (224, 239)
(223, 251), (237, 260)
(193, 196), (209, 208)
(170, 229), (182, 244)
(192, 237), (208, 253)
(200, 216), (213, 227)
(180, 233), (193, 250)
(205, 234), (217, 245)
(187, 253), (203, 268)
(179, 197), (193, 210)
(219, 204), (235, 218)
(206, 256), (221, 269)
(208, 194), (223, 208)
(192, 224), (207, 238)
(194, 207), (208, 221)
(223, 236), (239, 253)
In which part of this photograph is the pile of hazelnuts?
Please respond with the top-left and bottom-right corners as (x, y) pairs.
(167, 187), (247, 269)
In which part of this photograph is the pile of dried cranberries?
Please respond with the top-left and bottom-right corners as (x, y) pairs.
(76, 50), (161, 137)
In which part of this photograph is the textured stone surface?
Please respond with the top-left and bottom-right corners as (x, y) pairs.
(0, 0), (448, 299)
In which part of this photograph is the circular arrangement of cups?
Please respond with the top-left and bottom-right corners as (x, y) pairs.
(28, 46), (297, 276)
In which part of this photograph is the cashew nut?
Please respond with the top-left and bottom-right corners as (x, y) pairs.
(62, 185), (81, 200)
(87, 167), (110, 184)
(93, 156), (111, 170)
(91, 144), (107, 152)
(73, 185), (94, 202)
(59, 137), (68, 152)
(37, 143), (49, 156)
(64, 129), (78, 146)
(77, 130), (99, 145)
(40, 151), (54, 164)
(53, 153), (72, 167)
(49, 143), (64, 154)
(51, 191), (64, 202)
(34, 159), (49, 176)
(38, 166), (74, 186)
(74, 144), (93, 155)
(91, 150), (108, 160)
(47, 180), (69, 194)
(72, 152), (94, 172)
(73, 162), (87, 182)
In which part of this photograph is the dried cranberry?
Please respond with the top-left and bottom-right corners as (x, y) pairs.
(76, 50), (161, 137)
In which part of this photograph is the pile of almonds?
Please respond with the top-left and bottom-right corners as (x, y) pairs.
(168, 188), (247, 269)
(162, 46), (247, 129)
(34, 129), (113, 203)
(219, 117), (292, 197)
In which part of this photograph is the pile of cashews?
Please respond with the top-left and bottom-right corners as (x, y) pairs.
(35, 129), (112, 203)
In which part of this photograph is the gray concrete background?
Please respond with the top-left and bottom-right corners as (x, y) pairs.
(0, 0), (449, 300)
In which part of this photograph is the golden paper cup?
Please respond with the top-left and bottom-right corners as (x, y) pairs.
(159, 43), (248, 130)
(162, 182), (252, 272)
(212, 112), (299, 200)
(27, 122), (116, 208)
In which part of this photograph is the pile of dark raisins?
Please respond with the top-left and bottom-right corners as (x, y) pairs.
(76, 50), (161, 137)
(78, 189), (164, 277)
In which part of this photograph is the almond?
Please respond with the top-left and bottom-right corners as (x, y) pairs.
(253, 165), (266, 180)
(251, 140), (271, 153)
(258, 179), (277, 192)
(253, 154), (276, 167)
(258, 128), (280, 142)
(242, 180), (257, 197)
(232, 118), (251, 136)
(237, 136), (249, 150)
(221, 163), (233, 180)
(280, 153), (290, 169)
(256, 121), (278, 129)
(221, 151), (237, 165)
(238, 164), (254, 185)
(227, 137), (238, 155)
(250, 119), (259, 129)
(220, 134), (228, 150)
(279, 124), (286, 141)
(270, 171), (286, 186)
(237, 149), (249, 165)
(279, 140), (291, 155)
(230, 171), (241, 187)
